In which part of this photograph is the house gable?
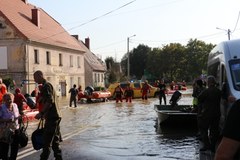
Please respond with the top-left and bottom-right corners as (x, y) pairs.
(0, 0), (85, 52)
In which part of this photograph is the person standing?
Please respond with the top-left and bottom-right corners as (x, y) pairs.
(141, 80), (150, 100)
(68, 84), (78, 107)
(0, 78), (7, 104)
(214, 99), (240, 160)
(14, 88), (27, 115)
(198, 75), (222, 152)
(124, 82), (133, 103)
(33, 70), (62, 160)
(192, 79), (205, 113)
(158, 80), (167, 105)
(114, 83), (123, 103)
(0, 93), (20, 160)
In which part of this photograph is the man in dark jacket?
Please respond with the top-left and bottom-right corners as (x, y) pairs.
(34, 70), (62, 160)
(158, 80), (167, 105)
(68, 84), (78, 107)
(198, 75), (221, 152)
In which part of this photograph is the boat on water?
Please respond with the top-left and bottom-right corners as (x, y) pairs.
(154, 105), (197, 126)
(22, 103), (39, 122)
(78, 90), (111, 102)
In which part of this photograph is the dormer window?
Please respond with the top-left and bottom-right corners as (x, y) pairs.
(0, 23), (6, 29)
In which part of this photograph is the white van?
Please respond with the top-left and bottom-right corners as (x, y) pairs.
(207, 39), (240, 130)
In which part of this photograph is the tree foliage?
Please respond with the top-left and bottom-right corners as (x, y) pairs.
(122, 39), (214, 81)
(105, 39), (215, 84)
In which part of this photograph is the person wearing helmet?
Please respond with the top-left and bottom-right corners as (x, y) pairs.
(114, 83), (123, 103)
(124, 82), (133, 103)
(141, 80), (151, 100)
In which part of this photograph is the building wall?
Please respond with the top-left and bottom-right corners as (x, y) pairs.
(0, 37), (85, 96)
(84, 61), (93, 88)
(27, 43), (85, 97)
(92, 71), (105, 88)
(84, 61), (105, 88)
(0, 12), (85, 97)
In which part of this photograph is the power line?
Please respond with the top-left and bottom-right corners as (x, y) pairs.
(232, 11), (240, 33)
(38, 0), (136, 41)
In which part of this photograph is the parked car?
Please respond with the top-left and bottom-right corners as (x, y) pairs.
(108, 81), (159, 99)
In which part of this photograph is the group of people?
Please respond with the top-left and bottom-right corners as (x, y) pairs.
(192, 75), (240, 159)
(113, 80), (168, 105)
(113, 82), (134, 103)
(0, 71), (63, 160)
(1, 72), (240, 159)
(113, 80), (151, 103)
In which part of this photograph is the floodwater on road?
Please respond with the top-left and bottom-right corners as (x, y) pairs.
(19, 91), (211, 160)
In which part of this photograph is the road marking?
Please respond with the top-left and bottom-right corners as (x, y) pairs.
(17, 126), (96, 159)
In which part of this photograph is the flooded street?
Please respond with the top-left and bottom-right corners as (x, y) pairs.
(18, 91), (211, 160)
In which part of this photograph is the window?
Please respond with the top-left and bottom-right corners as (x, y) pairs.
(70, 77), (74, 88)
(230, 59), (240, 91)
(134, 83), (141, 89)
(59, 53), (63, 66)
(120, 83), (128, 89)
(0, 47), (7, 69)
(101, 74), (104, 82)
(34, 49), (39, 64)
(97, 73), (100, 82)
(78, 77), (81, 86)
(94, 73), (97, 83)
(77, 56), (80, 68)
(70, 55), (73, 67)
(46, 51), (51, 65)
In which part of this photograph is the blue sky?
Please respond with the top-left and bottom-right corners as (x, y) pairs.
(28, 0), (240, 61)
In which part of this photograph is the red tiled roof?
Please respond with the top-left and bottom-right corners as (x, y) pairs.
(0, 0), (85, 52)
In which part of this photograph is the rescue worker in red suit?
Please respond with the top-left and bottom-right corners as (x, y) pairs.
(114, 83), (123, 103)
(14, 88), (27, 115)
(124, 82), (133, 103)
(0, 78), (7, 104)
(141, 80), (151, 100)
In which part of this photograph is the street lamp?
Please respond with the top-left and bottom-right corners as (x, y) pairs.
(127, 34), (136, 80)
(216, 27), (231, 40)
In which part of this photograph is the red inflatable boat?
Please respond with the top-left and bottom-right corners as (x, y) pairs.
(78, 90), (111, 102)
(22, 104), (39, 122)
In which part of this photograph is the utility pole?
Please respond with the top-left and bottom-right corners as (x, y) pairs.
(216, 27), (231, 40)
(127, 34), (136, 80)
(227, 29), (231, 40)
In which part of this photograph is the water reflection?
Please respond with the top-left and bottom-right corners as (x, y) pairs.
(22, 91), (214, 160)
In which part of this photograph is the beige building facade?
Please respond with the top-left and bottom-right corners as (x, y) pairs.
(0, 0), (85, 96)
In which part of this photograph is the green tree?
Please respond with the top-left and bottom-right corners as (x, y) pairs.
(105, 57), (115, 70)
(130, 44), (151, 79)
(185, 39), (215, 80)
(120, 39), (215, 83)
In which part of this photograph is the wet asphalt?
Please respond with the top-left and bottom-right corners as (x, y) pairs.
(16, 92), (215, 160)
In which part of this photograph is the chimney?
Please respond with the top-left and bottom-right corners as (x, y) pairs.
(32, 8), (40, 27)
(71, 35), (79, 40)
(22, 0), (28, 4)
(85, 37), (90, 50)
